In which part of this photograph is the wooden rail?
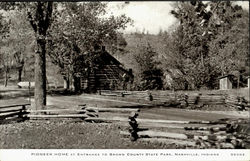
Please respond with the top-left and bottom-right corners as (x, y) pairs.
(122, 111), (249, 149)
(27, 107), (91, 120)
(82, 106), (140, 123)
(0, 103), (30, 122)
(26, 105), (139, 120)
(98, 90), (249, 110)
(0, 103), (30, 109)
(26, 114), (89, 118)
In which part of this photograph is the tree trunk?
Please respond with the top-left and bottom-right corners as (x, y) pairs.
(237, 75), (240, 89)
(63, 77), (70, 89)
(4, 70), (8, 87)
(34, 38), (47, 110)
(73, 76), (80, 93)
(28, 2), (53, 110)
(18, 66), (23, 82)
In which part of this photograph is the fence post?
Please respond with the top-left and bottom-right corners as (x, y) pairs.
(128, 112), (139, 141)
(19, 105), (27, 121)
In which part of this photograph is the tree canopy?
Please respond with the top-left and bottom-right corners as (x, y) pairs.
(164, 1), (249, 89)
(47, 2), (132, 91)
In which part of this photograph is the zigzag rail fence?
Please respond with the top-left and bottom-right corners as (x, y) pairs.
(0, 103), (30, 123)
(1, 90), (249, 149)
(120, 112), (250, 149)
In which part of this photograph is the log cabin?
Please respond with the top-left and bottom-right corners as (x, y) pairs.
(80, 46), (134, 93)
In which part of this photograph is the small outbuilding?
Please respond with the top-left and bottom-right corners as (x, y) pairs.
(218, 74), (234, 90)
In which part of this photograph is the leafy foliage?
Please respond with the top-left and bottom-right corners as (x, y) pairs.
(0, 13), (11, 86)
(0, 2), (54, 109)
(47, 2), (132, 90)
(165, 1), (249, 89)
(134, 43), (163, 90)
(4, 10), (35, 81)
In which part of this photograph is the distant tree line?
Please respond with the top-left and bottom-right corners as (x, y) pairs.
(166, 1), (249, 90)
(0, 1), (248, 108)
(130, 1), (249, 90)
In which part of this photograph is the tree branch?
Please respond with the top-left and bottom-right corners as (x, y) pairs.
(36, 1), (44, 34)
(27, 11), (37, 33)
(44, 2), (53, 31)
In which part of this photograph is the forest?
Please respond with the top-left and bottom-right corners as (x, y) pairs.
(0, 2), (249, 108)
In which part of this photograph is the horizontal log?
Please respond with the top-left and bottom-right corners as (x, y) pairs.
(199, 101), (225, 103)
(0, 111), (27, 119)
(185, 127), (209, 131)
(27, 109), (86, 113)
(138, 138), (196, 146)
(137, 123), (186, 129)
(0, 103), (30, 109)
(137, 118), (189, 124)
(200, 96), (224, 98)
(84, 117), (128, 123)
(0, 109), (23, 114)
(200, 103), (225, 105)
(199, 98), (224, 100)
(199, 99), (225, 101)
(198, 100), (225, 103)
(184, 126), (227, 132)
(26, 114), (89, 118)
(120, 130), (188, 140)
(101, 93), (118, 96)
(193, 134), (236, 141)
(136, 118), (221, 124)
(84, 116), (225, 125)
(116, 122), (218, 133)
(226, 104), (241, 108)
(86, 107), (140, 113)
(225, 101), (247, 106)
(188, 120), (225, 124)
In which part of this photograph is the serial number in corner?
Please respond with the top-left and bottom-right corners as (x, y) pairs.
(231, 153), (245, 156)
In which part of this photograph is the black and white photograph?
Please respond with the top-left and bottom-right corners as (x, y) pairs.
(0, 1), (249, 158)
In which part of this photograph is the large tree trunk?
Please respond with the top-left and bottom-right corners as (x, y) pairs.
(35, 38), (47, 109)
(28, 2), (53, 110)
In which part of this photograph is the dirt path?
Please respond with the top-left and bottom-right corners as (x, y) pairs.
(78, 95), (150, 106)
(140, 108), (249, 121)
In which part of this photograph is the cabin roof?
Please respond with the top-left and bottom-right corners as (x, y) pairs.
(83, 49), (133, 78)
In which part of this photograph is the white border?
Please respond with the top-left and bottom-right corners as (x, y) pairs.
(0, 149), (250, 161)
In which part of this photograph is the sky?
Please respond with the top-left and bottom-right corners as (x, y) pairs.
(107, 1), (249, 35)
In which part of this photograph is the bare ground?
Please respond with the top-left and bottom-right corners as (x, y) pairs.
(0, 120), (179, 149)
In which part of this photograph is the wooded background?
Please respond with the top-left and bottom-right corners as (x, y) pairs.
(0, 2), (249, 109)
